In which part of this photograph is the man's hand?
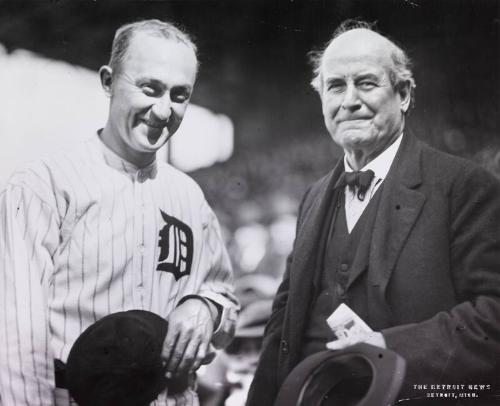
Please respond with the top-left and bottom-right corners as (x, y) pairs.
(162, 298), (214, 378)
(326, 331), (386, 351)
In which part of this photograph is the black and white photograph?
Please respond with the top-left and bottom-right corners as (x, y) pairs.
(0, 1), (499, 405)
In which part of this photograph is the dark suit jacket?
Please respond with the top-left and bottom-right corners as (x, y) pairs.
(247, 134), (500, 405)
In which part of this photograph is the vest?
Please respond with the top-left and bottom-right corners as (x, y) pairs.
(300, 186), (383, 359)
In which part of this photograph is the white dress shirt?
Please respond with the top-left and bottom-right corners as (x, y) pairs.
(344, 134), (404, 233)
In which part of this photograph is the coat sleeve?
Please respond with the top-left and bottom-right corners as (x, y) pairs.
(0, 183), (60, 406)
(382, 164), (500, 396)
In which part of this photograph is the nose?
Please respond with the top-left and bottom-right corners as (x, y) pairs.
(151, 95), (172, 122)
(341, 83), (361, 111)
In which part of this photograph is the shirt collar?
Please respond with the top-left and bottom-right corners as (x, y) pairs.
(88, 130), (158, 180)
(343, 133), (404, 182)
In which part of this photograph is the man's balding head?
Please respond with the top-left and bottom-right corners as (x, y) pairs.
(108, 19), (199, 79)
(310, 20), (415, 110)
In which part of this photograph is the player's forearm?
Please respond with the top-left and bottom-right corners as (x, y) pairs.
(198, 204), (240, 347)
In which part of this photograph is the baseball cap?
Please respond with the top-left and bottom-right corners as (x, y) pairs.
(274, 343), (406, 406)
(66, 310), (189, 406)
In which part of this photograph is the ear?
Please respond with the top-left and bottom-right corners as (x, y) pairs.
(398, 81), (412, 114)
(99, 65), (113, 97)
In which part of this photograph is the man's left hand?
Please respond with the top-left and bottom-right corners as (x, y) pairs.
(326, 331), (386, 351)
(162, 298), (214, 377)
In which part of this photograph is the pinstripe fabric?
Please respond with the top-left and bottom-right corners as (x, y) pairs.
(0, 134), (238, 406)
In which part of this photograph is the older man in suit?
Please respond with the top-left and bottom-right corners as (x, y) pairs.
(247, 21), (500, 405)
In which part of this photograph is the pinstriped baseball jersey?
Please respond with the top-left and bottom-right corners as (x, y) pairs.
(0, 133), (238, 406)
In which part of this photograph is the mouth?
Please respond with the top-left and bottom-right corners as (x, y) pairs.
(337, 118), (373, 129)
(339, 117), (372, 123)
(136, 118), (169, 145)
(141, 118), (168, 130)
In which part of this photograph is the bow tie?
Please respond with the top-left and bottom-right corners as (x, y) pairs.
(336, 169), (375, 201)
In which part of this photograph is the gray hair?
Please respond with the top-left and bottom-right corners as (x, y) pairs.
(108, 19), (198, 77)
(309, 19), (416, 111)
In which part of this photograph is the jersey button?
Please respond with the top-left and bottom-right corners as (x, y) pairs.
(137, 170), (146, 182)
(340, 263), (349, 272)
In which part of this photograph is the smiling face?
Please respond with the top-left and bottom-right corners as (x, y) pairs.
(100, 31), (197, 166)
(319, 29), (410, 162)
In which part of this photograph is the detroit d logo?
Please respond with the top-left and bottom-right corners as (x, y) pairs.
(157, 210), (193, 280)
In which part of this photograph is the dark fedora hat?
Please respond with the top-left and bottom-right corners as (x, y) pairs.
(65, 310), (189, 406)
(274, 343), (406, 406)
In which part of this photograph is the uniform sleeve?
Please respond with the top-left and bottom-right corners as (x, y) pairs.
(0, 183), (60, 405)
(382, 165), (500, 395)
(196, 201), (239, 349)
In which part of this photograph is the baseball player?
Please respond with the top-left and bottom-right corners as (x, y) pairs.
(0, 19), (238, 406)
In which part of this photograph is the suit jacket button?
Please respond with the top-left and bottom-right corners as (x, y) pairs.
(280, 340), (289, 353)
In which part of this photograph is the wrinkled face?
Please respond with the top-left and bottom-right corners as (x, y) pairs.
(105, 32), (197, 162)
(319, 29), (409, 155)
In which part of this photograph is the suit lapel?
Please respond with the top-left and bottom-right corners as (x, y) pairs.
(346, 135), (425, 291)
(284, 160), (344, 365)
(290, 160), (344, 286)
(368, 134), (426, 303)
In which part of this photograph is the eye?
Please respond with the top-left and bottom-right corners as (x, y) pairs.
(357, 81), (377, 90)
(140, 83), (162, 97)
(326, 80), (345, 93)
(171, 89), (191, 103)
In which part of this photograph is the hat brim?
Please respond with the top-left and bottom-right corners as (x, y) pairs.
(274, 343), (406, 406)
